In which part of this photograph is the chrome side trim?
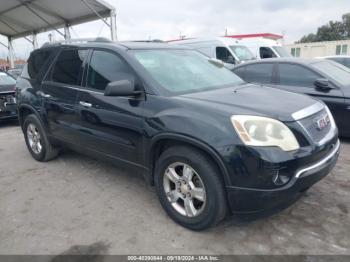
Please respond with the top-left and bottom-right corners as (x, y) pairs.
(295, 139), (340, 178)
(292, 102), (324, 121)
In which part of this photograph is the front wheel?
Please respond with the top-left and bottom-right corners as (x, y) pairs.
(155, 146), (227, 231)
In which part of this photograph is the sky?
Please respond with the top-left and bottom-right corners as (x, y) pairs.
(0, 0), (349, 60)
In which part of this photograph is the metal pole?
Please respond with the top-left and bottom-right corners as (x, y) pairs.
(64, 25), (71, 40)
(8, 36), (14, 69)
(110, 9), (117, 41)
(33, 33), (38, 49)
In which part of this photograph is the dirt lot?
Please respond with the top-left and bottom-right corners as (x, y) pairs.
(0, 121), (349, 255)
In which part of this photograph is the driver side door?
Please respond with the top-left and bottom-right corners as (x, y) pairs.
(75, 49), (145, 167)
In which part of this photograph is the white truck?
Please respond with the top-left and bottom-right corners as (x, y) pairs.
(237, 38), (291, 59)
(169, 37), (256, 69)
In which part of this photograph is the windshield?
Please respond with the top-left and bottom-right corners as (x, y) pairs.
(133, 49), (244, 95)
(312, 60), (350, 86)
(272, 46), (292, 57)
(0, 72), (16, 85)
(229, 45), (255, 61)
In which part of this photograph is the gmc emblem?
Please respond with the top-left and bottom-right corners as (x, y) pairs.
(316, 114), (330, 130)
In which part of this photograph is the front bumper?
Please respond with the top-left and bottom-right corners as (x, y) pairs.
(226, 139), (340, 213)
(0, 104), (18, 120)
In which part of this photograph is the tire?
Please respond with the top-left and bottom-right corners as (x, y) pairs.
(23, 114), (59, 162)
(155, 146), (227, 231)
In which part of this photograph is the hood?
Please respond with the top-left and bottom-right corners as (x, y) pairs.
(178, 84), (320, 122)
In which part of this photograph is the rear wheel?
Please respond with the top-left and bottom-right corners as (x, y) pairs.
(23, 114), (59, 162)
(155, 146), (227, 230)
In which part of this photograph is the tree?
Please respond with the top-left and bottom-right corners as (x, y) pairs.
(297, 13), (350, 43)
(343, 13), (350, 37)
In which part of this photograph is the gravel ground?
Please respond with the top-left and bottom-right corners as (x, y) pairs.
(0, 121), (349, 255)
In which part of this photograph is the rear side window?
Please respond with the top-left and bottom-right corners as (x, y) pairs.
(26, 50), (52, 79)
(50, 49), (87, 86)
(278, 63), (319, 87)
(87, 50), (134, 91)
(245, 63), (274, 84)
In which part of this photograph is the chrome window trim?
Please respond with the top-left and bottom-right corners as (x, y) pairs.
(295, 139), (340, 178)
(292, 102), (324, 121)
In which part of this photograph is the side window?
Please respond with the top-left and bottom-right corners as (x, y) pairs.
(233, 66), (246, 80)
(51, 49), (87, 85)
(216, 47), (234, 64)
(87, 50), (134, 91)
(260, 47), (276, 59)
(245, 63), (274, 84)
(329, 57), (344, 64)
(25, 50), (53, 79)
(278, 63), (319, 87)
(344, 58), (350, 68)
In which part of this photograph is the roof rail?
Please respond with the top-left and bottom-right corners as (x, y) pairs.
(130, 39), (165, 43)
(41, 37), (112, 47)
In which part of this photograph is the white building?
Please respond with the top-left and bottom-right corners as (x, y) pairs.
(284, 39), (350, 58)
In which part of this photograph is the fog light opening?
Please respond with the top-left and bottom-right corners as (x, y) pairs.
(272, 170), (290, 186)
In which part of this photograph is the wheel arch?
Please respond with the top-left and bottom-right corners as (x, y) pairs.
(147, 133), (231, 187)
(18, 104), (43, 132)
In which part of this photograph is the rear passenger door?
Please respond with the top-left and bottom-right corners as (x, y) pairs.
(40, 48), (88, 143)
(276, 63), (345, 128)
(75, 49), (145, 166)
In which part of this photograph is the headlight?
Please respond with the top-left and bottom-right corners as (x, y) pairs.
(231, 115), (299, 151)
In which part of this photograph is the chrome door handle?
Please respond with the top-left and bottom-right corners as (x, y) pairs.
(79, 101), (92, 108)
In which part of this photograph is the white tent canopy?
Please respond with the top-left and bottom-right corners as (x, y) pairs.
(0, 0), (117, 68)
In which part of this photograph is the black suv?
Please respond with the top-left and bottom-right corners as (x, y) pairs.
(16, 40), (340, 230)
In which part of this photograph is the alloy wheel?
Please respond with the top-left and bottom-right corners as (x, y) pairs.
(163, 162), (206, 217)
(27, 123), (42, 154)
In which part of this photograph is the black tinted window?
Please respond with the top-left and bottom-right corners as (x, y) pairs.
(87, 50), (134, 91)
(278, 63), (319, 87)
(245, 63), (274, 84)
(328, 57), (344, 65)
(27, 50), (52, 79)
(344, 58), (350, 68)
(233, 66), (245, 79)
(51, 49), (86, 85)
(216, 47), (234, 63)
(260, 47), (276, 59)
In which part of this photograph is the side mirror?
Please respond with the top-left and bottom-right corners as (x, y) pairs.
(227, 55), (235, 64)
(104, 80), (141, 96)
(314, 79), (333, 90)
(208, 58), (225, 68)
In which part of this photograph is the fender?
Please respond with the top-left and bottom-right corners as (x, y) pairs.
(147, 133), (232, 186)
(18, 104), (47, 132)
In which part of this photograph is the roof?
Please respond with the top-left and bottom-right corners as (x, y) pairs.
(226, 33), (283, 40)
(39, 40), (189, 50)
(168, 37), (240, 46)
(0, 0), (114, 39)
(318, 55), (350, 59)
(234, 58), (322, 68)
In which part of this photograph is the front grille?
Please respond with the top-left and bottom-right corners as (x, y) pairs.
(298, 108), (332, 144)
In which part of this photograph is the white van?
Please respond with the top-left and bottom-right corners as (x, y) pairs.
(169, 37), (255, 68)
(237, 38), (291, 59)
